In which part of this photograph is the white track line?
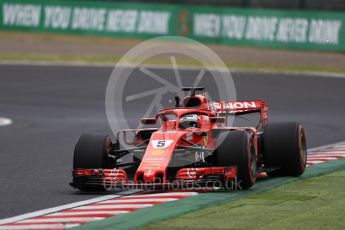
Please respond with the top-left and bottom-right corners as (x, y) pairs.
(124, 192), (198, 198)
(306, 160), (325, 164)
(308, 154), (345, 158)
(47, 211), (129, 216)
(0, 224), (79, 229)
(308, 157), (343, 161)
(308, 155), (345, 159)
(18, 217), (103, 223)
(309, 151), (345, 155)
(0, 117), (12, 126)
(98, 198), (177, 203)
(0, 195), (120, 225)
(311, 147), (345, 150)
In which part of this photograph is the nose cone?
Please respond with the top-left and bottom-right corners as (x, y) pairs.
(135, 131), (186, 183)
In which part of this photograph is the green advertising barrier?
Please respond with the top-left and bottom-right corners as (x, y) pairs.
(1, 0), (344, 52)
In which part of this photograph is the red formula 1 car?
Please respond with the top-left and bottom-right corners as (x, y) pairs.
(71, 87), (307, 191)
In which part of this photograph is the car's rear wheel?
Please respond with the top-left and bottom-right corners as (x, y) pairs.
(263, 122), (307, 177)
(73, 133), (114, 191)
(215, 131), (256, 189)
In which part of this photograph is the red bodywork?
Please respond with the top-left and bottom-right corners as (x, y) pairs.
(73, 91), (268, 188)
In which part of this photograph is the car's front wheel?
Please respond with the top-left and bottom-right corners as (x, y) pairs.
(73, 133), (114, 191)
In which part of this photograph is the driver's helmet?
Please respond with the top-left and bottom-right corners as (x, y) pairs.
(179, 114), (199, 129)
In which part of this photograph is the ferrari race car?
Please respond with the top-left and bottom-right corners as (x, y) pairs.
(71, 87), (307, 191)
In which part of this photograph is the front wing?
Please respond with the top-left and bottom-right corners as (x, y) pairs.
(71, 166), (238, 190)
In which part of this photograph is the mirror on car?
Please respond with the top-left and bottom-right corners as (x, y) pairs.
(210, 117), (225, 124)
(141, 118), (157, 125)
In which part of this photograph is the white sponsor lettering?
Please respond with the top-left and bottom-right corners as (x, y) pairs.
(194, 13), (220, 37)
(276, 18), (308, 43)
(187, 168), (197, 178)
(137, 11), (170, 34)
(3, 3), (41, 27)
(195, 149), (205, 162)
(213, 101), (257, 112)
(309, 19), (341, 44)
(141, 166), (160, 170)
(106, 10), (137, 32)
(71, 7), (106, 31)
(109, 169), (119, 177)
(145, 157), (164, 162)
(151, 140), (173, 148)
(222, 15), (246, 39)
(213, 102), (222, 111)
(245, 16), (278, 41)
(44, 6), (71, 29)
(225, 101), (257, 110)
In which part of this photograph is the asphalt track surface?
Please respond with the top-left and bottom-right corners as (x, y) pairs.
(0, 64), (345, 219)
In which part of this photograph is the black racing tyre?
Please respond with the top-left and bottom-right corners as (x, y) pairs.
(73, 133), (114, 191)
(263, 122), (307, 177)
(215, 131), (256, 189)
(73, 133), (113, 169)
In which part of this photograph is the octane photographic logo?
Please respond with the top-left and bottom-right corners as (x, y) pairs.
(103, 175), (243, 191)
(105, 36), (236, 139)
(105, 36), (238, 189)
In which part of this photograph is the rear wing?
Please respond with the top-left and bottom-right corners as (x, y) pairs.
(212, 100), (268, 125)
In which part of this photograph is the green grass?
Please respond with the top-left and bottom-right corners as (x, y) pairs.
(140, 170), (345, 230)
(1, 53), (345, 75)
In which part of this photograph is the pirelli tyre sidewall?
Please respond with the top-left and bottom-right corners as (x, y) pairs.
(215, 130), (256, 189)
(263, 122), (307, 176)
